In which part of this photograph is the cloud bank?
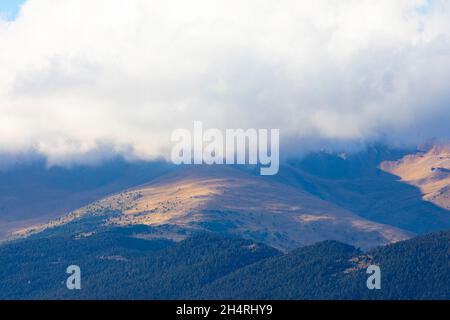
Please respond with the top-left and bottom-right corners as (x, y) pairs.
(0, 0), (449, 165)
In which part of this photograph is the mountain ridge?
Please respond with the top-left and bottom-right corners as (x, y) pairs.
(14, 165), (412, 251)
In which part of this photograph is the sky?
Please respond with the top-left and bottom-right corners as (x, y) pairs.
(0, 0), (26, 20)
(0, 0), (449, 166)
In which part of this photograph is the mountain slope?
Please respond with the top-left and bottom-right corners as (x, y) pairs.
(0, 159), (173, 241)
(0, 229), (448, 299)
(275, 145), (450, 234)
(380, 144), (450, 210)
(197, 240), (361, 299)
(0, 231), (278, 299)
(15, 165), (412, 250)
(197, 230), (450, 300)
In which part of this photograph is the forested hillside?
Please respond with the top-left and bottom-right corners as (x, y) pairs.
(199, 231), (450, 299)
(0, 227), (448, 299)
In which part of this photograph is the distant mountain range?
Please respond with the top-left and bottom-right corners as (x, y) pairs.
(0, 143), (449, 299)
(15, 164), (412, 251)
(10, 144), (450, 250)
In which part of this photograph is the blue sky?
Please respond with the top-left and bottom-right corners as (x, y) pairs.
(0, 0), (26, 20)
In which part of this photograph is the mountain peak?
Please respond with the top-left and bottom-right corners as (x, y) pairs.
(15, 165), (411, 251)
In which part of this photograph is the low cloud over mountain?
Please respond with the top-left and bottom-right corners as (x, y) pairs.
(1, 0), (450, 165)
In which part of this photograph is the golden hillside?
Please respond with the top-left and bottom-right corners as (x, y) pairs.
(16, 166), (411, 251)
(380, 144), (450, 210)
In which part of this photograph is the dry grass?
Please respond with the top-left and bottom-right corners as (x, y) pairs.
(15, 166), (412, 251)
(380, 144), (450, 210)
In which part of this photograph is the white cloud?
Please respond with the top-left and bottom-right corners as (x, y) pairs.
(0, 0), (449, 165)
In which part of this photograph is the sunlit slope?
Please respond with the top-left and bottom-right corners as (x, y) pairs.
(380, 144), (450, 210)
(16, 166), (411, 251)
(0, 160), (173, 241)
(274, 145), (450, 234)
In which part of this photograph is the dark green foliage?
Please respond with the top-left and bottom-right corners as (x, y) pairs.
(0, 230), (278, 299)
(197, 241), (361, 299)
(0, 228), (174, 299)
(356, 231), (450, 299)
(0, 229), (448, 300)
(199, 231), (450, 300)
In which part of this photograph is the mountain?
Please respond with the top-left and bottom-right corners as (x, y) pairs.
(0, 159), (173, 241)
(1, 144), (449, 300)
(0, 229), (448, 299)
(0, 230), (278, 299)
(275, 145), (450, 234)
(197, 230), (450, 300)
(14, 165), (411, 251)
(380, 144), (450, 210)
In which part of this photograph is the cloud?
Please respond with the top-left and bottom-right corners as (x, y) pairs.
(0, 0), (449, 165)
